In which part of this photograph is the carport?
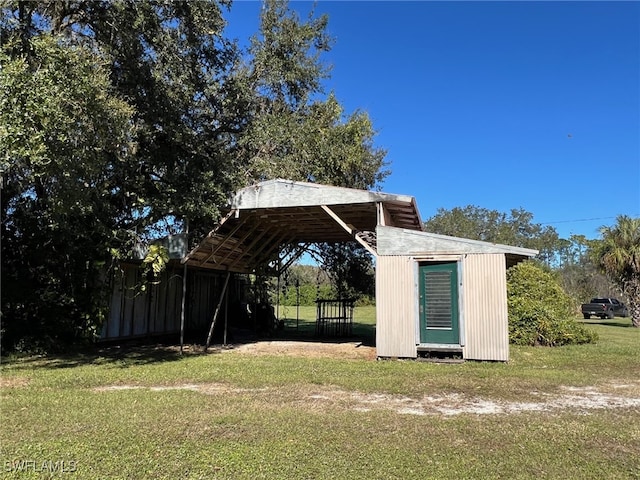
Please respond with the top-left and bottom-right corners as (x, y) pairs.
(183, 179), (537, 361)
(182, 179), (421, 273)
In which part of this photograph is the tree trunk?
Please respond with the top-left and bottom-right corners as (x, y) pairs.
(631, 301), (640, 328)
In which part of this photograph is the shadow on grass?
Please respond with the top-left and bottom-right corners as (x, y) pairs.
(267, 318), (376, 346)
(582, 319), (635, 329)
(2, 341), (200, 371)
(2, 321), (377, 370)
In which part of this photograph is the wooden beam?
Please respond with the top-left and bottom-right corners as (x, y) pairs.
(198, 212), (247, 266)
(225, 227), (272, 270)
(280, 243), (311, 273)
(204, 271), (231, 352)
(183, 209), (236, 264)
(320, 205), (377, 256)
(249, 231), (292, 268)
(216, 221), (261, 267)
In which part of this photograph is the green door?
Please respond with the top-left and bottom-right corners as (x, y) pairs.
(419, 262), (459, 345)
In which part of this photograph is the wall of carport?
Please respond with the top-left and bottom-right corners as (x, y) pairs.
(101, 263), (248, 341)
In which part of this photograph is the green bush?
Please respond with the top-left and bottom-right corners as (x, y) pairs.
(507, 261), (598, 346)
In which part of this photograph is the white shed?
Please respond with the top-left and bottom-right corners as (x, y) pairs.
(183, 179), (538, 361)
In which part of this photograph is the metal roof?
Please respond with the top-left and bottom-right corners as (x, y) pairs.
(183, 179), (423, 273)
(376, 226), (539, 267)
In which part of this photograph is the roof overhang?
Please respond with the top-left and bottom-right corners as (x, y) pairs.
(183, 179), (538, 273)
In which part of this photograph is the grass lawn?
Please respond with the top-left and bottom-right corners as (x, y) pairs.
(1, 308), (639, 479)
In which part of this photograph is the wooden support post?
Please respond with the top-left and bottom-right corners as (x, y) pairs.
(204, 271), (231, 352)
(180, 221), (189, 355)
(223, 278), (229, 346)
(179, 262), (188, 355)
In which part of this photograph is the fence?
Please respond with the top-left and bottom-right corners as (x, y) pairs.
(315, 298), (355, 337)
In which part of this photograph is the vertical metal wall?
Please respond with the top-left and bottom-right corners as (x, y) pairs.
(461, 253), (509, 361)
(376, 255), (418, 358)
(102, 266), (183, 339)
(101, 265), (232, 341)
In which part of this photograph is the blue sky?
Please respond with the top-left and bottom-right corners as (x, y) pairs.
(224, 1), (640, 240)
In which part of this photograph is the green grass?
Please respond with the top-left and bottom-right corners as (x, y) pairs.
(1, 309), (639, 479)
(276, 304), (376, 344)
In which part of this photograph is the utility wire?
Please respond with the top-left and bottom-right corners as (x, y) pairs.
(539, 215), (638, 226)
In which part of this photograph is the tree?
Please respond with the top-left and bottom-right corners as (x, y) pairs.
(234, 0), (388, 191)
(0, 0), (390, 350)
(1, 0), (244, 351)
(233, 0), (387, 291)
(555, 235), (616, 308)
(314, 243), (375, 300)
(1, 0), (243, 241)
(1, 34), (135, 350)
(424, 205), (561, 264)
(591, 215), (640, 327)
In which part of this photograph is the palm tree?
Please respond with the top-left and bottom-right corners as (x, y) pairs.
(592, 215), (640, 327)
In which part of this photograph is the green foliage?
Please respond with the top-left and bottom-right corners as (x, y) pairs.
(237, 0), (388, 190)
(0, 0), (390, 351)
(1, 34), (135, 352)
(507, 262), (597, 346)
(591, 215), (640, 327)
(555, 234), (616, 307)
(277, 284), (334, 306)
(313, 244), (375, 299)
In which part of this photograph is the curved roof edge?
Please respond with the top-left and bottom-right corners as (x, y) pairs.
(230, 179), (420, 219)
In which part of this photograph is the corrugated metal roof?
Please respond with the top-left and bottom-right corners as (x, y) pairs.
(377, 226), (539, 260)
(183, 179), (422, 272)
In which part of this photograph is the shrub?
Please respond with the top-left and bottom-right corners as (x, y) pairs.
(507, 261), (598, 346)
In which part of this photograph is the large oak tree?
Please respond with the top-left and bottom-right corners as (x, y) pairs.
(0, 0), (388, 350)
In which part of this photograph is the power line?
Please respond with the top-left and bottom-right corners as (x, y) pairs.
(539, 215), (637, 226)
(540, 216), (615, 225)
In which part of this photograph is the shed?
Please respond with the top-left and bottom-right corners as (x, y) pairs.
(181, 179), (538, 361)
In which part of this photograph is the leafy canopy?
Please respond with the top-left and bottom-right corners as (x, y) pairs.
(0, 0), (390, 350)
(424, 205), (561, 264)
(0, 34), (135, 350)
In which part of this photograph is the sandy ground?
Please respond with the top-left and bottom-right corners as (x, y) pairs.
(92, 381), (640, 417)
(92, 341), (640, 416)
(5, 342), (639, 416)
(220, 340), (377, 360)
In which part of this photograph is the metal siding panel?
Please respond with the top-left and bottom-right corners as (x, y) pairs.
(102, 265), (192, 340)
(462, 254), (509, 361)
(376, 256), (418, 358)
(104, 272), (125, 339)
(121, 268), (137, 337)
(150, 269), (179, 335)
(165, 273), (183, 333)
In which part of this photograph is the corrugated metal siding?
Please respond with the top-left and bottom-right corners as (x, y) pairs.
(376, 256), (417, 358)
(101, 266), (235, 340)
(102, 267), (183, 339)
(461, 254), (509, 361)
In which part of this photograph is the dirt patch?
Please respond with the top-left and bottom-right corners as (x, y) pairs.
(92, 342), (640, 416)
(93, 381), (640, 416)
(221, 340), (377, 360)
(0, 377), (30, 389)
